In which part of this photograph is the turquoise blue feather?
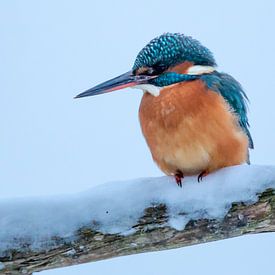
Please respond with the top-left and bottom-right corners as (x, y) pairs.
(201, 72), (254, 150)
(133, 33), (216, 71)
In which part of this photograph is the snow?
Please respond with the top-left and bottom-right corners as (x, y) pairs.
(0, 164), (275, 255)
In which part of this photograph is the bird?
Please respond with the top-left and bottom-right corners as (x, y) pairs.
(75, 33), (253, 187)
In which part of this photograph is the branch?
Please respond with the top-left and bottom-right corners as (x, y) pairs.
(1, 166), (275, 274)
(0, 165), (275, 274)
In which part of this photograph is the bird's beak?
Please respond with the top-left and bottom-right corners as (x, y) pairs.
(75, 70), (156, 99)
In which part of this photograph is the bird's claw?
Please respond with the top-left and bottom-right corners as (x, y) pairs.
(175, 171), (184, 187)
(197, 171), (208, 182)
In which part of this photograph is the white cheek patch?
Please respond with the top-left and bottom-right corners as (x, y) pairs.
(186, 65), (215, 75)
(132, 84), (162, 97)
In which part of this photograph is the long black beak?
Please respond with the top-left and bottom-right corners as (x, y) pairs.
(75, 71), (156, 99)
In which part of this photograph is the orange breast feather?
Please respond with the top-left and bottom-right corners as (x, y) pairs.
(139, 80), (248, 176)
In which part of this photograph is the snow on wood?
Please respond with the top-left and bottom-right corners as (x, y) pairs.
(1, 164), (275, 274)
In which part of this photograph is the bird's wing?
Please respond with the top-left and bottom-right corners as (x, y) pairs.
(201, 72), (254, 149)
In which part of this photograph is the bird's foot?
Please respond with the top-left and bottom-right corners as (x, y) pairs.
(197, 171), (209, 182)
(174, 171), (184, 187)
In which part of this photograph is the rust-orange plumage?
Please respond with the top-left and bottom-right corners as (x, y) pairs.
(139, 79), (248, 180)
(76, 33), (253, 186)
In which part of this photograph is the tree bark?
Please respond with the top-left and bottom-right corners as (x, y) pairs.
(1, 188), (275, 275)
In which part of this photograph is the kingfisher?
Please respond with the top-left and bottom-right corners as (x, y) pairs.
(75, 33), (253, 186)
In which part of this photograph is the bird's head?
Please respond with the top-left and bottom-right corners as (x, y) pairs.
(75, 33), (216, 98)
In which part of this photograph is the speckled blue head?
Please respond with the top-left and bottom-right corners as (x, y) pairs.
(132, 33), (216, 87)
(133, 33), (216, 71)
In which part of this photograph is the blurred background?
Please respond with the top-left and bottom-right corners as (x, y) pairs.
(0, 1), (275, 274)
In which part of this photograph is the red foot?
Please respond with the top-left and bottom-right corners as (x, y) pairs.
(174, 171), (184, 187)
(197, 171), (209, 182)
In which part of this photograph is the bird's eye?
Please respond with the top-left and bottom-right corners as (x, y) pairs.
(151, 63), (168, 75)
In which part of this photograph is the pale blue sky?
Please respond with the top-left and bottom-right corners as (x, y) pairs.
(1, 0), (275, 274)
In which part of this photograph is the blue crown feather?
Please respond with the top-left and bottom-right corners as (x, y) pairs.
(133, 33), (216, 71)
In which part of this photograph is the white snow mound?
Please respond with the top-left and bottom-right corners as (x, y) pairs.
(0, 164), (275, 254)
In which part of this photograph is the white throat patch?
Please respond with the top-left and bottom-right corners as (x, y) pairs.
(132, 84), (162, 97)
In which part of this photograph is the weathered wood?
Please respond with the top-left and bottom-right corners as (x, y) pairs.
(1, 188), (275, 275)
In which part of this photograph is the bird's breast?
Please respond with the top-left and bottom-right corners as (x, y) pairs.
(139, 80), (248, 176)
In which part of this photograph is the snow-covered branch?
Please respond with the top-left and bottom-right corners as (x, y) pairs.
(1, 165), (275, 274)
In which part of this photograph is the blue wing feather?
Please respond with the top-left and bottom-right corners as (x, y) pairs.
(201, 72), (254, 150)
